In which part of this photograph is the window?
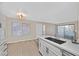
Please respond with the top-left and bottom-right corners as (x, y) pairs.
(57, 24), (75, 40)
(22, 23), (29, 35)
(64, 25), (75, 39)
(57, 26), (64, 38)
(12, 21), (22, 36)
(12, 21), (30, 36)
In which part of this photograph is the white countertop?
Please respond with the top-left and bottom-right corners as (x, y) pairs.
(38, 35), (79, 56)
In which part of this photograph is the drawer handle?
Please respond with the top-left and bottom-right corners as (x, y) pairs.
(46, 47), (49, 54)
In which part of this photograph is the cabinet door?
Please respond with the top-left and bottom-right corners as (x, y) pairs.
(39, 39), (62, 56)
(45, 47), (57, 56)
(43, 41), (62, 56)
(39, 39), (46, 56)
(0, 42), (7, 56)
(39, 42), (47, 56)
(62, 50), (75, 56)
(39, 39), (42, 53)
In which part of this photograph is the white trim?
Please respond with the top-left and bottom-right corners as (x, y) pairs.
(7, 39), (36, 44)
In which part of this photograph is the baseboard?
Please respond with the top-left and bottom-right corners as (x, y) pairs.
(7, 39), (36, 44)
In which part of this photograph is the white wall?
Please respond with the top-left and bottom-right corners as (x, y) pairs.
(5, 17), (37, 43)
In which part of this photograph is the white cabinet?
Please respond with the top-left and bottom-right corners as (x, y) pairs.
(39, 38), (62, 56)
(39, 38), (77, 56)
(0, 23), (7, 56)
(46, 41), (62, 56)
(39, 39), (46, 56)
(62, 50), (75, 56)
(0, 41), (8, 56)
(46, 47), (57, 56)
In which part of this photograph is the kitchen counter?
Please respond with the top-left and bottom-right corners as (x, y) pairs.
(38, 35), (79, 56)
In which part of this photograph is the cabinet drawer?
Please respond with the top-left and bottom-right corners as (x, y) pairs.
(47, 44), (62, 55)
(48, 49), (57, 56)
(0, 43), (7, 51)
(0, 47), (7, 56)
(0, 42), (7, 56)
(2, 49), (8, 56)
(62, 50), (75, 56)
(0, 43), (5, 51)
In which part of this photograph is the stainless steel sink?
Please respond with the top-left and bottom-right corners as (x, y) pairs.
(45, 37), (66, 44)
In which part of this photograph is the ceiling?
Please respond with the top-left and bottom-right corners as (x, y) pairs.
(0, 2), (79, 23)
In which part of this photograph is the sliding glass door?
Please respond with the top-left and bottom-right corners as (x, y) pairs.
(57, 24), (75, 40)
(64, 25), (75, 40)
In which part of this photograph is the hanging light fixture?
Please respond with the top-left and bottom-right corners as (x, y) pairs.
(16, 9), (26, 21)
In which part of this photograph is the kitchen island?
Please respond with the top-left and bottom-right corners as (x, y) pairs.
(38, 35), (79, 56)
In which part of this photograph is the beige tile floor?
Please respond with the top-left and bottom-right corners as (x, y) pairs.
(7, 40), (40, 56)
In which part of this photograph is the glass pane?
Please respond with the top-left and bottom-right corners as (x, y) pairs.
(12, 21), (22, 36)
(64, 25), (75, 40)
(57, 26), (64, 38)
(22, 23), (29, 35)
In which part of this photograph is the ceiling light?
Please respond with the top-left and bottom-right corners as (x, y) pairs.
(16, 10), (26, 21)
